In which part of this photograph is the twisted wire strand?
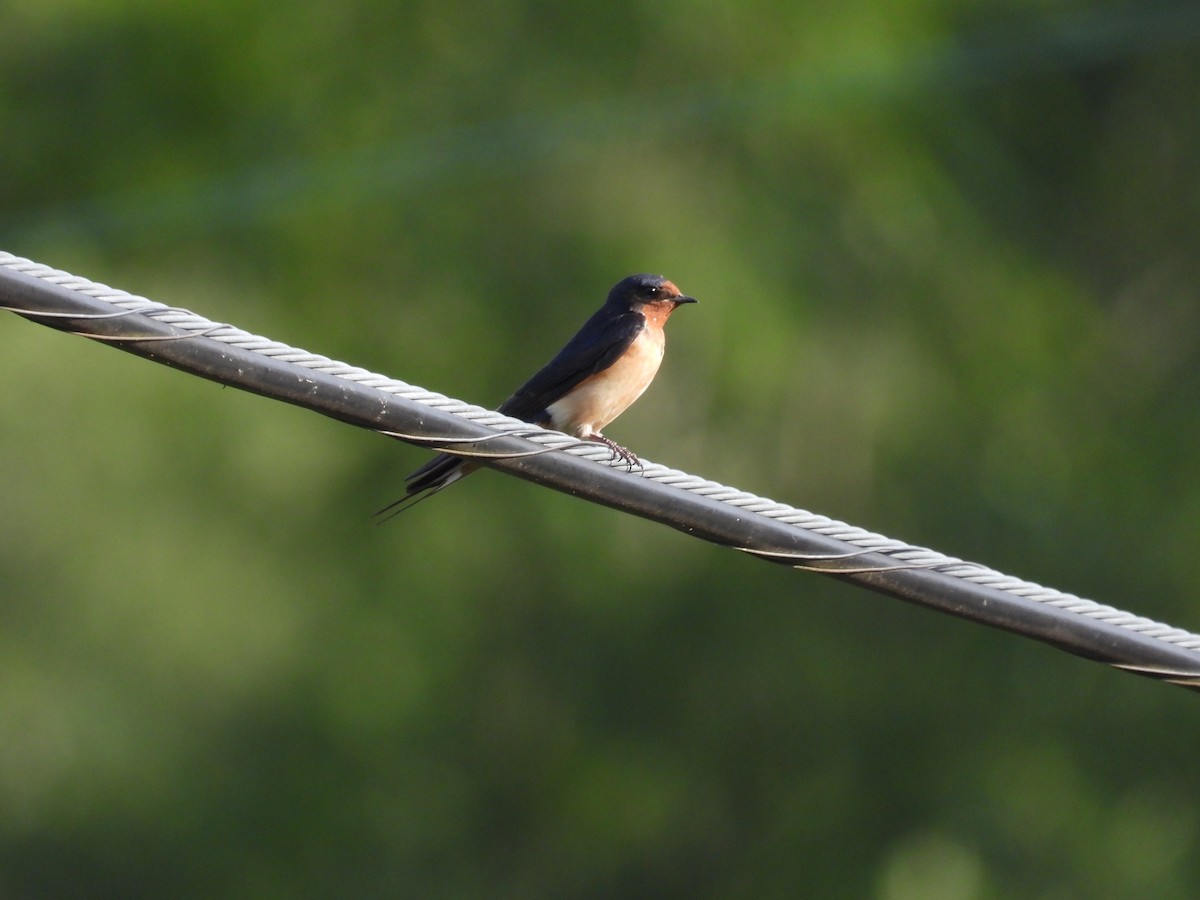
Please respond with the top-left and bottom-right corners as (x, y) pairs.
(5, 250), (1200, 665)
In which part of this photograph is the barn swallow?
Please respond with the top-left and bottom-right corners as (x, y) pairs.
(398, 273), (696, 504)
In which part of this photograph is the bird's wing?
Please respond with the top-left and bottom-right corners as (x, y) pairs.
(397, 309), (642, 503)
(497, 309), (645, 421)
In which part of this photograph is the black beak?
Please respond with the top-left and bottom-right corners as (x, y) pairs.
(674, 295), (698, 305)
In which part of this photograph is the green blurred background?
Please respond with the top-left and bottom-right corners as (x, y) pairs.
(3, 1), (1200, 896)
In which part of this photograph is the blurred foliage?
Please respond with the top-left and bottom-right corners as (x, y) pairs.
(3, 0), (1200, 897)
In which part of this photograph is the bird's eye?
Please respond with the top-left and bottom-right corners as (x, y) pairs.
(645, 285), (661, 297)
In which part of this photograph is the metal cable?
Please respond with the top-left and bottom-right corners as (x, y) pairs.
(4, 249), (1199, 690)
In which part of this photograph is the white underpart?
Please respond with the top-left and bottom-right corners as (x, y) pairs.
(545, 326), (665, 438)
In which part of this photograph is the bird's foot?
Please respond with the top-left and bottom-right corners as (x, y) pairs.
(589, 434), (641, 472)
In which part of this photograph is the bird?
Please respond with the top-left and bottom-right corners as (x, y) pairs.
(392, 273), (697, 510)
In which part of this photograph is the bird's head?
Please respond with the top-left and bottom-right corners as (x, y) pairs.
(607, 274), (697, 313)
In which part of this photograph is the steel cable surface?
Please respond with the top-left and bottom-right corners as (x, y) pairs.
(3, 250), (1199, 691)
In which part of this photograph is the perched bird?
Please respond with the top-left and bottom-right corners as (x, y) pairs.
(398, 273), (697, 506)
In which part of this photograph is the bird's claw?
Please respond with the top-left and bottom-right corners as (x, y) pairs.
(590, 434), (642, 472)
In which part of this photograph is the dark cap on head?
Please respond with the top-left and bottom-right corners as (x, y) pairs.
(607, 273), (697, 308)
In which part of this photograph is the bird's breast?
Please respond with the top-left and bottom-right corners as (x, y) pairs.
(545, 326), (666, 437)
